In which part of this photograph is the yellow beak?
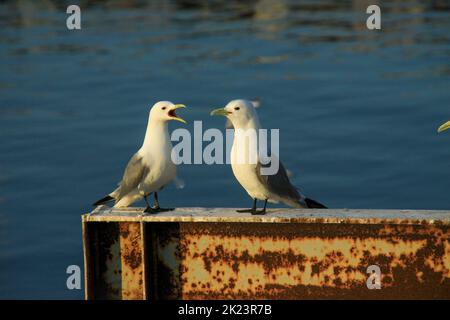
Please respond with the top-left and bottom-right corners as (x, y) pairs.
(170, 104), (187, 124)
(210, 107), (229, 117)
(438, 121), (450, 133)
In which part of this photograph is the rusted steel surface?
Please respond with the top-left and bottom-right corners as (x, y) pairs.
(82, 208), (450, 300)
(82, 221), (147, 299)
(118, 222), (146, 299)
(154, 223), (449, 299)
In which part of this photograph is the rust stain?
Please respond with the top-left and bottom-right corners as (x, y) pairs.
(182, 235), (431, 291)
(95, 223), (122, 299)
(119, 222), (144, 299)
(153, 223), (183, 299)
(86, 219), (450, 300)
(160, 223), (450, 299)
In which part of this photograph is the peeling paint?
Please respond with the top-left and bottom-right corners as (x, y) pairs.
(156, 223), (450, 299)
(119, 222), (144, 299)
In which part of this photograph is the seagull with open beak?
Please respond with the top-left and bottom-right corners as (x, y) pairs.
(93, 101), (187, 214)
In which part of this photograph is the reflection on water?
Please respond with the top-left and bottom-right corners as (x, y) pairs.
(0, 0), (449, 299)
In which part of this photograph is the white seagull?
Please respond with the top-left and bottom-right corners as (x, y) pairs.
(211, 99), (326, 215)
(93, 101), (187, 214)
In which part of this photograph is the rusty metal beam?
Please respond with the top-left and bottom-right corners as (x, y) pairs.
(82, 207), (450, 300)
(82, 220), (148, 299)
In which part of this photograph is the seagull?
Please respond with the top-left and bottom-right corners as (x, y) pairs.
(226, 99), (294, 178)
(438, 121), (450, 133)
(93, 101), (187, 214)
(211, 99), (326, 215)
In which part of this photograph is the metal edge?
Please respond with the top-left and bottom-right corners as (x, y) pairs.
(82, 215), (450, 226)
(81, 219), (92, 300)
(140, 222), (149, 300)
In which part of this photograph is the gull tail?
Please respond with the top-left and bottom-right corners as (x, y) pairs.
(304, 197), (327, 209)
(93, 195), (115, 206)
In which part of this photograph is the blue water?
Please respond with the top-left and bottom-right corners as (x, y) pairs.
(0, 0), (449, 299)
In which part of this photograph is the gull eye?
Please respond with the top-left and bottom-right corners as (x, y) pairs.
(162, 107), (167, 110)
(234, 107), (240, 110)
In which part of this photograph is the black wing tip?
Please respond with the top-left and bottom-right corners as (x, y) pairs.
(93, 195), (114, 206)
(305, 197), (327, 209)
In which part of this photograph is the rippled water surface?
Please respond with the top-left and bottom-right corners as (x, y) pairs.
(0, 0), (449, 299)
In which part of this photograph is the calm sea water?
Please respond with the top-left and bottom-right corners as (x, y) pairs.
(0, 0), (449, 299)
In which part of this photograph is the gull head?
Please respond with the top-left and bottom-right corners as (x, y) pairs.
(210, 99), (257, 129)
(150, 101), (187, 124)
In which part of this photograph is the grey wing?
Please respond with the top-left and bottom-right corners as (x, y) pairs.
(257, 160), (301, 201)
(116, 153), (150, 200)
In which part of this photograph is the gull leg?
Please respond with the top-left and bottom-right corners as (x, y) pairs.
(152, 192), (174, 213)
(253, 199), (267, 215)
(143, 194), (155, 214)
(237, 198), (257, 214)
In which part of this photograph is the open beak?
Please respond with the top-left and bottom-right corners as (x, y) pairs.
(438, 121), (450, 133)
(169, 104), (187, 124)
(210, 107), (230, 117)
